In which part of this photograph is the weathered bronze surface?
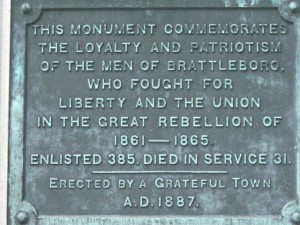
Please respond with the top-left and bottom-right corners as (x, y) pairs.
(9, 0), (300, 224)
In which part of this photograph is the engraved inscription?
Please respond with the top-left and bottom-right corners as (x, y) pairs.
(24, 9), (296, 216)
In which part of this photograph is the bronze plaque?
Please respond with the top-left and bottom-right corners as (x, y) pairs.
(9, 0), (300, 224)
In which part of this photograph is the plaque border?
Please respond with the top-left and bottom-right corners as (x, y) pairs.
(9, 0), (300, 224)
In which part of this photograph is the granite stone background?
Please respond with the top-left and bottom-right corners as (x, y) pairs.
(1, 0), (10, 224)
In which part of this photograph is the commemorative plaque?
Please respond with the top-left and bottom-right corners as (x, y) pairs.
(8, 0), (300, 224)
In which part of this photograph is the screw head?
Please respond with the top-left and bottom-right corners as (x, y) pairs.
(291, 212), (300, 224)
(16, 211), (29, 224)
(289, 1), (298, 12)
(20, 3), (32, 14)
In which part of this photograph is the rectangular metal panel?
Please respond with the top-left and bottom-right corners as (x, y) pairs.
(9, 0), (300, 224)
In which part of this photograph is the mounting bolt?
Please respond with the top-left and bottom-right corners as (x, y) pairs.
(289, 1), (298, 12)
(20, 3), (32, 14)
(291, 212), (300, 224)
(16, 211), (29, 224)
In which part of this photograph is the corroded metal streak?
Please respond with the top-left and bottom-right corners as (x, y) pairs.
(9, 20), (26, 224)
(223, 0), (286, 7)
(38, 217), (282, 225)
(294, 17), (300, 221)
